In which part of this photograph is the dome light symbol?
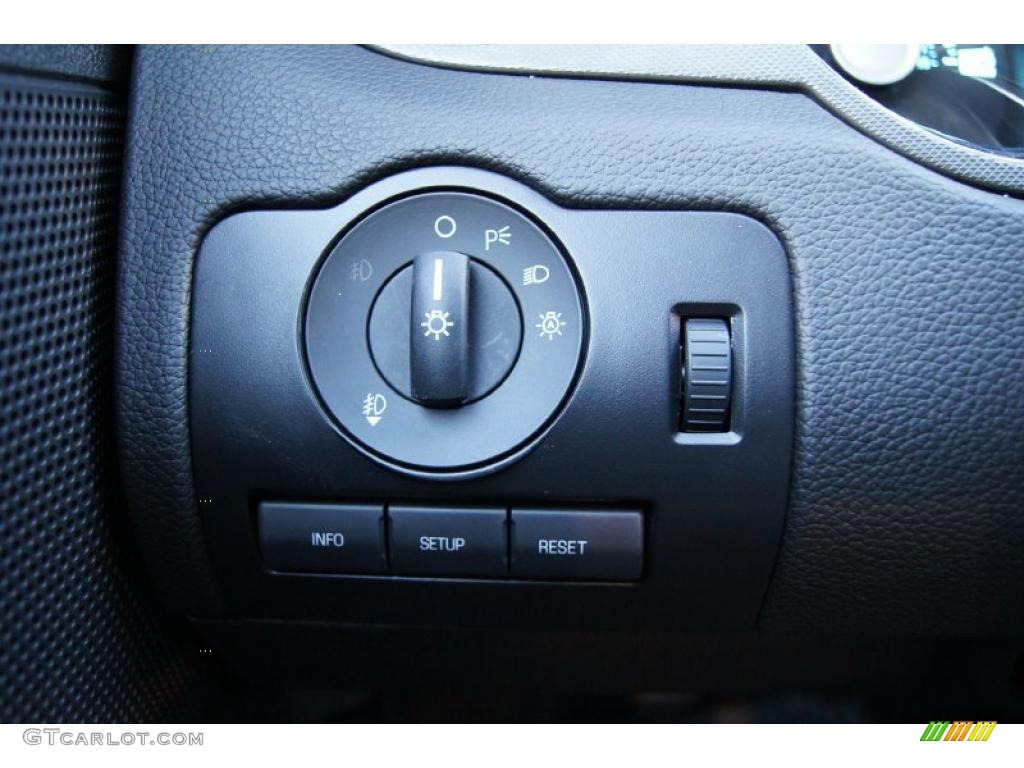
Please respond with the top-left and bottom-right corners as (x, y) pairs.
(536, 311), (566, 340)
(421, 309), (454, 340)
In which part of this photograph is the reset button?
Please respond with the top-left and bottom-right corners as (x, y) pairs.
(511, 509), (643, 581)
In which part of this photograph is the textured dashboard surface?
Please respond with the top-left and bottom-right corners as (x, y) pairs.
(0, 71), (199, 721)
(379, 44), (1024, 195)
(120, 45), (1024, 633)
(0, 45), (130, 84)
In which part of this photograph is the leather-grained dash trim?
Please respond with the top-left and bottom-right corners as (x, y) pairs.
(375, 44), (1024, 196)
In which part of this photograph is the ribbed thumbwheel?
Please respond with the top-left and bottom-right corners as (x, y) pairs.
(681, 318), (732, 432)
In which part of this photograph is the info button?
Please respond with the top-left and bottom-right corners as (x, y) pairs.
(258, 502), (386, 574)
(511, 509), (643, 581)
(388, 506), (507, 577)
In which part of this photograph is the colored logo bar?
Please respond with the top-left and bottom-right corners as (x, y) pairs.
(920, 721), (997, 741)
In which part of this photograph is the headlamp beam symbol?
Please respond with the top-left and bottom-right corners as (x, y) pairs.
(421, 309), (454, 340)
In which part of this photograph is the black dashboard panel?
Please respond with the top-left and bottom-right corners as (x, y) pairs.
(118, 44), (1024, 642)
(1, 40), (1022, 724)
(189, 167), (793, 630)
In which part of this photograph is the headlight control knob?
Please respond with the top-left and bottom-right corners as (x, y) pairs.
(304, 190), (585, 475)
(368, 251), (522, 407)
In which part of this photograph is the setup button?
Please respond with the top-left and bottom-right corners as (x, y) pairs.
(388, 506), (507, 577)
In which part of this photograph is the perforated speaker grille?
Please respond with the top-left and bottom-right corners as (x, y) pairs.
(0, 74), (198, 722)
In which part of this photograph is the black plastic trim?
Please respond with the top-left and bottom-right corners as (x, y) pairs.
(190, 167), (794, 631)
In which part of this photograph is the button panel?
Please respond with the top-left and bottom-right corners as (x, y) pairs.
(193, 168), (795, 630)
(258, 502), (643, 582)
(511, 509), (644, 581)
